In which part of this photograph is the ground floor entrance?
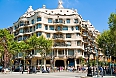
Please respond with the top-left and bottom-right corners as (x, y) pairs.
(55, 60), (64, 67)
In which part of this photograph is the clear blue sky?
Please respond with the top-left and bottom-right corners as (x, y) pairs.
(0, 0), (116, 32)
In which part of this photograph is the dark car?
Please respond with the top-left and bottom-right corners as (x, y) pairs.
(0, 66), (3, 72)
(14, 67), (20, 72)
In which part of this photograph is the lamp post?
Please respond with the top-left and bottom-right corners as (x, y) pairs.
(96, 48), (100, 77)
(85, 44), (93, 77)
(106, 44), (113, 76)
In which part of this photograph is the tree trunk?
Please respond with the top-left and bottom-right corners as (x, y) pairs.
(4, 48), (9, 68)
(43, 58), (46, 71)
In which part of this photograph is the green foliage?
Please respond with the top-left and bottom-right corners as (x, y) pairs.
(0, 29), (20, 67)
(27, 34), (39, 50)
(79, 57), (85, 65)
(97, 13), (116, 57)
(27, 34), (53, 56)
(0, 29), (19, 56)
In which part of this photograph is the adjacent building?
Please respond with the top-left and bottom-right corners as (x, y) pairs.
(12, 0), (104, 69)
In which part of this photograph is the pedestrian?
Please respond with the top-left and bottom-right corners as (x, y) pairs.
(100, 66), (103, 77)
(21, 66), (23, 74)
(27, 67), (29, 74)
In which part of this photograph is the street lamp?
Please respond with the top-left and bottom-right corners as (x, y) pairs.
(29, 53), (32, 67)
(85, 44), (93, 77)
(96, 48), (101, 77)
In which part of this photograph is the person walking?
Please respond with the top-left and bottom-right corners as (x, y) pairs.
(100, 66), (103, 77)
(27, 67), (29, 74)
(21, 66), (23, 74)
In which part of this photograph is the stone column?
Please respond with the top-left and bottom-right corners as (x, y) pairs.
(64, 60), (67, 70)
(67, 49), (68, 56)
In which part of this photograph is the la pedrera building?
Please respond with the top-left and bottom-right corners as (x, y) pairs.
(11, 0), (104, 69)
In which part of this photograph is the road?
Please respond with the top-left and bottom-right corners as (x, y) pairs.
(0, 72), (115, 78)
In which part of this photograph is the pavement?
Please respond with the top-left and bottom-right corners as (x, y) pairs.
(0, 71), (115, 78)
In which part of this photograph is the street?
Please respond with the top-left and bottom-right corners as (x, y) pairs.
(0, 72), (115, 78)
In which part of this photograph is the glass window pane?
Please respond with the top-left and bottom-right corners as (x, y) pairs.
(75, 26), (79, 30)
(68, 49), (74, 55)
(30, 27), (32, 32)
(19, 28), (23, 33)
(66, 34), (71, 38)
(63, 26), (68, 30)
(59, 19), (63, 23)
(66, 19), (70, 23)
(74, 19), (78, 23)
(31, 19), (34, 24)
(57, 26), (61, 31)
(48, 18), (52, 23)
(36, 32), (42, 37)
(37, 17), (41, 21)
(49, 26), (54, 30)
(46, 33), (50, 38)
(45, 25), (48, 30)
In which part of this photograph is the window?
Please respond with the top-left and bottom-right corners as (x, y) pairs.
(49, 26), (54, 30)
(23, 36), (27, 40)
(83, 32), (88, 36)
(76, 33), (80, 36)
(63, 26), (68, 30)
(74, 19), (78, 23)
(46, 33), (50, 38)
(31, 19), (34, 24)
(66, 34), (71, 38)
(36, 32), (42, 37)
(57, 26), (61, 31)
(33, 26), (35, 31)
(77, 41), (81, 46)
(66, 41), (71, 46)
(18, 36), (22, 41)
(45, 25), (48, 30)
(19, 28), (23, 33)
(55, 19), (58, 23)
(75, 26), (79, 30)
(20, 21), (24, 26)
(77, 49), (81, 53)
(68, 49), (74, 55)
(71, 27), (74, 31)
(48, 18), (52, 23)
(66, 19), (70, 23)
(36, 24), (41, 29)
(59, 19), (63, 23)
(37, 17), (41, 21)
(30, 27), (32, 32)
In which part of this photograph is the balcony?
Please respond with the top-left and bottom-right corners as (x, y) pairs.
(53, 20), (64, 25)
(58, 54), (65, 58)
(67, 55), (75, 58)
(52, 35), (64, 40)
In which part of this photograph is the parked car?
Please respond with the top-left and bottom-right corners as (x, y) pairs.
(0, 66), (3, 72)
(14, 67), (20, 72)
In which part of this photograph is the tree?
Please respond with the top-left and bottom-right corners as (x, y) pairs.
(96, 30), (116, 56)
(108, 13), (116, 56)
(38, 35), (53, 71)
(18, 40), (30, 70)
(0, 29), (19, 68)
(108, 13), (116, 35)
(27, 34), (39, 66)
